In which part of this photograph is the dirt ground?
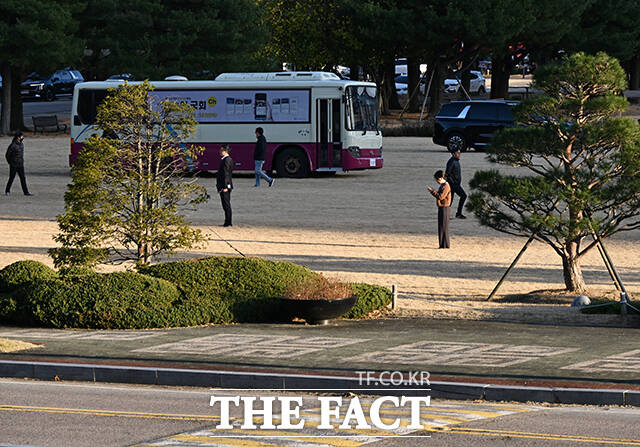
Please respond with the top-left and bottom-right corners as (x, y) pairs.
(1, 133), (639, 325)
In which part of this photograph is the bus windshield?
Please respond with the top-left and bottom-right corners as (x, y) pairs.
(346, 86), (378, 132)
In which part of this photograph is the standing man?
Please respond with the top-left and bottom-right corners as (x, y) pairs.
(428, 170), (452, 249)
(5, 131), (32, 196)
(254, 127), (274, 187)
(216, 145), (233, 227)
(445, 149), (466, 219)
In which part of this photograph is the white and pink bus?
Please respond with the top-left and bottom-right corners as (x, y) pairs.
(70, 72), (383, 177)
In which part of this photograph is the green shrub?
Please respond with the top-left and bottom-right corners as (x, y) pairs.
(1, 256), (393, 329)
(139, 256), (320, 324)
(580, 299), (640, 315)
(345, 283), (392, 318)
(0, 261), (58, 321)
(17, 272), (181, 329)
(58, 266), (96, 277)
(0, 260), (57, 292)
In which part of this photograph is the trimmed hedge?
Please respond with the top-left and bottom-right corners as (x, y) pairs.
(139, 256), (320, 324)
(0, 256), (393, 329)
(0, 261), (58, 320)
(17, 272), (181, 329)
(345, 283), (392, 318)
(580, 299), (640, 315)
(0, 260), (57, 292)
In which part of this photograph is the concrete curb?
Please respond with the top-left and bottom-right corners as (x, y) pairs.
(1, 359), (638, 407)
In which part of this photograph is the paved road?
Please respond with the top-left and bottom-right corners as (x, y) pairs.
(1, 379), (639, 447)
(22, 97), (72, 123)
(0, 97), (72, 126)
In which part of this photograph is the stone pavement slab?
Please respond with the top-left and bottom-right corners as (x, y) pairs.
(0, 319), (639, 405)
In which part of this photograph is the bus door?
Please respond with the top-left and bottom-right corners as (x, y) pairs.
(316, 99), (342, 169)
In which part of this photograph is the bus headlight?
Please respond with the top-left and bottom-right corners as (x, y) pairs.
(347, 146), (361, 158)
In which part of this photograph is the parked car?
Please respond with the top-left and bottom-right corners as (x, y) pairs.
(21, 69), (84, 101)
(432, 100), (517, 152)
(106, 73), (135, 81)
(395, 75), (408, 95)
(444, 70), (486, 95)
(395, 75), (426, 95)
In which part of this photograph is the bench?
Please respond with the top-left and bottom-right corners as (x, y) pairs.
(32, 115), (67, 134)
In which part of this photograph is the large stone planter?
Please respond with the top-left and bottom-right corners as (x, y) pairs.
(280, 296), (357, 325)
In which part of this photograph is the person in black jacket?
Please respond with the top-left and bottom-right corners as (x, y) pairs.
(445, 149), (466, 219)
(5, 131), (32, 196)
(216, 145), (234, 227)
(253, 127), (274, 187)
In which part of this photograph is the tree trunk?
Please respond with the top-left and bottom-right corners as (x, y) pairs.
(0, 64), (11, 135)
(349, 64), (359, 81)
(407, 58), (420, 113)
(630, 53), (640, 90)
(385, 61), (401, 111)
(427, 61), (444, 117)
(490, 53), (511, 99)
(562, 254), (586, 292)
(10, 67), (25, 132)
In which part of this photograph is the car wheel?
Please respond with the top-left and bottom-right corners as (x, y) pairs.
(276, 148), (309, 178)
(45, 88), (56, 101)
(446, 133), (467, 152)
(478, 86), (486, 95)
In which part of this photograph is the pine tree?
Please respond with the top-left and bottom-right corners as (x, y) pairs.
(50, 81), (208, 268)
(468, 52), (640, 292)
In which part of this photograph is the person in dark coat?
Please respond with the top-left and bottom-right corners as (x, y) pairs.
(5, 131), (32, 196)
(254, 127), (274, 187)
(216, 145), (234, 227)
(427, 170), (452, 248)
(445, 149), (466, 218)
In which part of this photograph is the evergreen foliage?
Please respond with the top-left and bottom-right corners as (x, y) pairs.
(139, 256), (321, 324)
(468, 53), (640, 292)
(50, 81), (208, 268)
(14, 272), (182, 328)
(345, 283), (392, 318)
(0, 257), (391, 329)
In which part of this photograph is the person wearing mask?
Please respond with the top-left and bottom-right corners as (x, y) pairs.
(5, 131), (32, 196)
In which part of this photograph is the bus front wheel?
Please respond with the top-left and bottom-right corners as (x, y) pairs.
(276, 148), (309, 178)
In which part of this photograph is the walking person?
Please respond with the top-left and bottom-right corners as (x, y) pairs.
(216, 145), (233, 227)
(5, 131), (32, 196)
(428, 170), (452, 249)
(445, 149), (467, 218)
(254, 127), (274, 187)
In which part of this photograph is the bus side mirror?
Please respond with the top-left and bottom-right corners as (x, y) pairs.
(74, 115), (81, 126)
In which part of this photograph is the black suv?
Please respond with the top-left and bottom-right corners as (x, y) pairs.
(21, 69), (84, 101)
(433, 100), (516, 152)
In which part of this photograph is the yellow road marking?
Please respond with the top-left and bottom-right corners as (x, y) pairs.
(358, 401), (525, 418)
(299, 411), (466, 426)
(0, 404), (219, 422)
(172, 434), (285, 446)
(253, 417), (400, 437)
(436, 427), (640, 445)
(206, 429), (364, 446)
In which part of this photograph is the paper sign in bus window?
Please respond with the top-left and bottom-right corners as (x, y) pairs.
(243, 99), (252, 114)
(235, 98), (244, 114)
(272, 98), (281, 113)
(255, 93), (267, 120)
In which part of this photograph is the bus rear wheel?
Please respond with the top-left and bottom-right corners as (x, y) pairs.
(276, 148), (309, 178)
